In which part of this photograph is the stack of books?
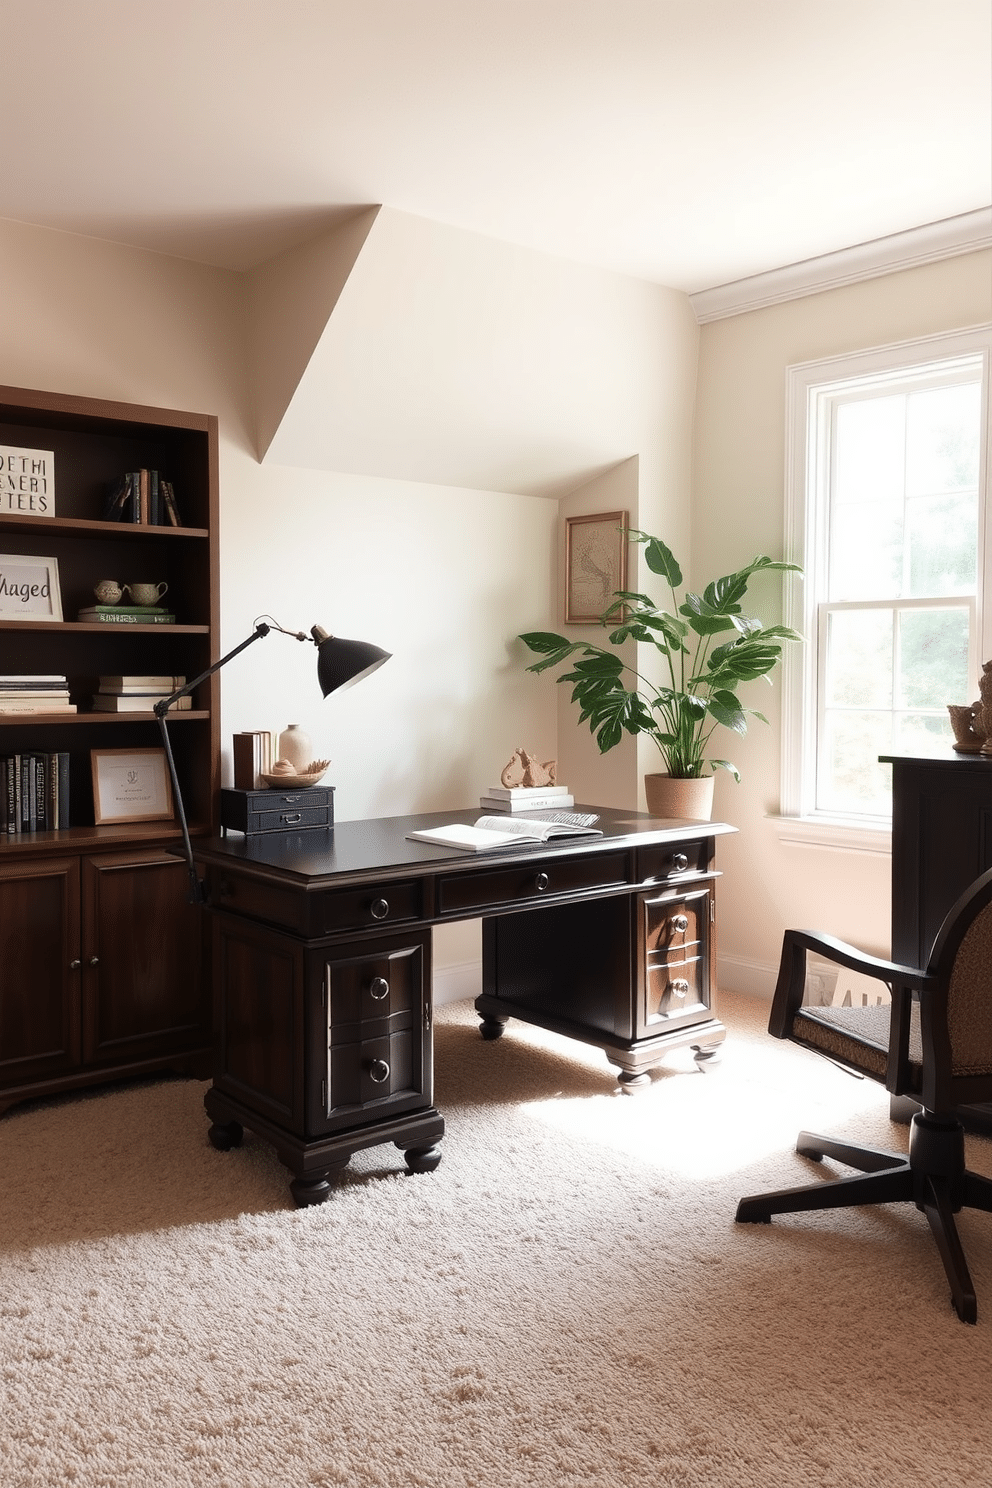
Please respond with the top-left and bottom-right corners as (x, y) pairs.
(77, 604), (176, 625)
(479, 783), (575, 813)
(0, 674), (76, 714)
(91, 675), (189, 712)
(1, 752), (70, 832)
(103, 469), (183, 526)
(233, 730), (276, 789)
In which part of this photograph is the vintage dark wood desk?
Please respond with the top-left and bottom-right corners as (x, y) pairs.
(194, 805), (734, 1205)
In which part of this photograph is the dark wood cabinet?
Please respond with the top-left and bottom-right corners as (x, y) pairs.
(0, 384), (219, 1114)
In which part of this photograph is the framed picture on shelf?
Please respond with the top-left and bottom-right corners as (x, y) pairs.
(91, 747), (175, 825)
(564, 511), (628, 624)
(0, 554), (63, 622)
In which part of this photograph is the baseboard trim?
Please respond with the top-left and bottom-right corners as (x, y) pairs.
(433, 958), (482, 1007)
(716, 953), (777, 1002)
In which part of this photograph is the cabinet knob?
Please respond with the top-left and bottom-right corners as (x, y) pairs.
(671, 853), (689, 873)
(88, 956), (100, 967)
(69, 959), (81, 970)
(670, 914), (689, 933)
(369, 1058), (391, 1084)
(370, 976), (389, 1000)
(535, 872), (550, 892)
(370, 898), (389, 920)
(671, 979), (690, 1000)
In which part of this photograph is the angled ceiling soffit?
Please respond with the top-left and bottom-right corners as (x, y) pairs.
(257, 206), (677, 497)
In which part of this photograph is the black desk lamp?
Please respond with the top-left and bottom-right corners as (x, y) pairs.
(154, 617), (391, 902)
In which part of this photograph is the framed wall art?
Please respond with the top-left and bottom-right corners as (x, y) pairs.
(91, 747), (175, 825)
(564, 511), (628, 624)
(0, 554), (63, 621)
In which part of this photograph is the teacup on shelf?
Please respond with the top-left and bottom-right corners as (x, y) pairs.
(123, 581), (168, 606)
(93, 579), (123, 605)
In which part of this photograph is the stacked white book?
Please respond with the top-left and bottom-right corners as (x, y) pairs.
(91, 674), (190, 712)
(479, 784), (574, 813)
(0, 674), (76, 714)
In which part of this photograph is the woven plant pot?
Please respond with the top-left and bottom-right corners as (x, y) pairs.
(643, 772), (715, 821)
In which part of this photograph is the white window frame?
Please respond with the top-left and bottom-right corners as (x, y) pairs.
(778, 325), (992, 850)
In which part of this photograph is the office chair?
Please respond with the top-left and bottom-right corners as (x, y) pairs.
(736, 866), (992, 1323)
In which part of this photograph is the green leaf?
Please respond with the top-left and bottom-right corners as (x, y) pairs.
(709, 759), (741, 782)
(707, 690), (748, 734)
(643, 536), (682, 587)
(519, 630), (572, 653)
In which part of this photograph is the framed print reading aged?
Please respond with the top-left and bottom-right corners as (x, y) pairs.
(91, 747), (174, 825)
(0, 554), (62, 622)
(564, 511), (628, 624)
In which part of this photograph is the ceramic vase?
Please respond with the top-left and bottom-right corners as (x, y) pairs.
(277, 724), (312, 770)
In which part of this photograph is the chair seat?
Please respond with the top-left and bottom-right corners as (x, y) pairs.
(793, 1002), (922, 1090)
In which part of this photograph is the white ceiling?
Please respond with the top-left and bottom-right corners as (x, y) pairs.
(3, 0), (990, 292)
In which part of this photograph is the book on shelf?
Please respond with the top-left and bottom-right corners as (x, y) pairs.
(406, 815), (603, 852)
(484, 784), (571, 800)
(0, 700), (77, 713)
(1, 752), (70, 832)
(0, 688), (71, 701)
(98, 674), (186, 692)
(91, 692), (191, 712)
(102, 469), (183, 526)
(233, 729), (274, 790)
(77, 606), (176, 624)
(479, 792), (575, 812)
(0, 674), (67, 687)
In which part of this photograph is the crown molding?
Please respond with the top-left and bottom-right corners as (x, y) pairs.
(689, 208), (992, 324)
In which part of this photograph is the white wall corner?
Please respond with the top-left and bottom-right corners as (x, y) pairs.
(716, 951), (778, 1002)
(247, 205), (380, 460)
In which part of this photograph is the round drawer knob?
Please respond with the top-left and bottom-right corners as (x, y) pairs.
(535, 872), (550, 892)
(671, 915), (689, 933)
(69, 959), (81, 970)
(370, 898), (389, 920)
(88, 956), (100, 967)
(369, 1058), (390, 1084)
(671, 979), (690, 1000)
(672, 853), (689, 872)
(370, 976), (389, 1000)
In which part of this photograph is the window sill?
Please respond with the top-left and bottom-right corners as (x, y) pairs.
(769, 814), (892, 854)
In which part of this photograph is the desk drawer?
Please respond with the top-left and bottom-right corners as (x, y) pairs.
(437, 850), (630, 916)
(636, 838), (712, 884)
(315, 880), (423, 935)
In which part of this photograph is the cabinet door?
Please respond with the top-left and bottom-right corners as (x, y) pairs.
(637, 883), (715, 1037)
(0, 857), (80, 1089)
(310, 931), (432, 1137)
(81, 849), (210, 1066)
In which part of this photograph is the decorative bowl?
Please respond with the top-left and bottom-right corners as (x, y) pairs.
(260, 760), (330, 790)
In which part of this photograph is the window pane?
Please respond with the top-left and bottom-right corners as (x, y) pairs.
(906, 491), (978, 596)
(905, 382), (981, 497)
(834, 395), (905, 506)
(818, 710), (893, 816)
(896, 608), (970, 708)
(825, 609), (893, 708)
(830, 500), (903, 601)
(894, 712), (954, 755)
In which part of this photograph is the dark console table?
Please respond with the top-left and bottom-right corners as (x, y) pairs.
(881, 750), (992, 1133)
(194, 806), (734, 1205)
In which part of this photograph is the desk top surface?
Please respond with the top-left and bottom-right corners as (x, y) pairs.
(195, 804), (735, 887)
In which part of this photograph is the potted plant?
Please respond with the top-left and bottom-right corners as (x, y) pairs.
(520, 527), (801, 818)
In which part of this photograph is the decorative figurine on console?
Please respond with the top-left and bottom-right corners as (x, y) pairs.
(948, 661), (992, 754)
(500, 746), (558, 789)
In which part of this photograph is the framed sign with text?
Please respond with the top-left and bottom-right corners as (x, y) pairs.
(91, 747), (175, 825)
(0, 554), (63, 621)
(0, 445), (55, 516)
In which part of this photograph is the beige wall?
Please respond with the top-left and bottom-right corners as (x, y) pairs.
(692, 248), (992, 994)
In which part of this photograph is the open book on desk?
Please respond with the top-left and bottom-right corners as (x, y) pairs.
(406, 815), (604, 853)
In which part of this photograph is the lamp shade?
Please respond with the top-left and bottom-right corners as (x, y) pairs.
(312, 627), (392, 696)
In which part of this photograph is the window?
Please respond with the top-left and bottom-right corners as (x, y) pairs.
(782, 327), (991, 832)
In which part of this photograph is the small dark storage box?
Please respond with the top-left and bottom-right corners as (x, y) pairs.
(220, 785), (335, 836)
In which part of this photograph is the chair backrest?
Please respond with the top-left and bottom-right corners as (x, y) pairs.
(922, 865), (992, 1110)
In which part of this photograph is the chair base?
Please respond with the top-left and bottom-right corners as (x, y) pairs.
(736, 1114), (992, 1323)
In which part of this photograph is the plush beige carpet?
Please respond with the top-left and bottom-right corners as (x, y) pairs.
(2, 991), (991, 1488)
